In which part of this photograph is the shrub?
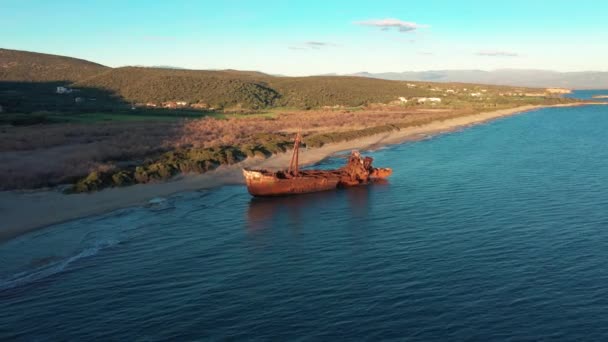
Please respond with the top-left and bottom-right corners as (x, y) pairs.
(71, 171), (111, 192)
(111, 170), (134, 187)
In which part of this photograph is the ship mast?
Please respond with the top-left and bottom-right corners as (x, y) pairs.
(288, 131), (302, 176)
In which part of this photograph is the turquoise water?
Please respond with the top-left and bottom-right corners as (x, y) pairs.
(566, 89), (608, 101)
(2, 102), (608, 340)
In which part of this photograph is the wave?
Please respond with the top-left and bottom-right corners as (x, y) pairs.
(0, 239), (118, 292)
(145, 197), (175, 212)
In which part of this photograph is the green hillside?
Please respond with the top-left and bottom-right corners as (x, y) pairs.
(0, 48), (559, 114)
(75, 67), (281, 109)
(75, 68), (442, 109)
(0, 48), (108, 82)
(268, 76), (434, 108)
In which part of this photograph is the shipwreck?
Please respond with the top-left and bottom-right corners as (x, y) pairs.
(243, 132), (392, 197)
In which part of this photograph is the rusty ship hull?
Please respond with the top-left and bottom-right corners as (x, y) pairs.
(243, 133), (392, 197)
(243, 166), (392, 197)
(243, 169), (342, 197)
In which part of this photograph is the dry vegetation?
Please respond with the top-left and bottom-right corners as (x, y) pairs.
(0, 122), (178, 188)
(0, 108), (435, 189)
(174, 108), (467, 147)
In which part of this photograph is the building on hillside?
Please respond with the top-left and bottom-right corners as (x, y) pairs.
(417, 97), (442, 104)
(389, 100), (405, 106)
(145, 102), (158, 107)
(176, 101), (188, 107)
(191, 102), (210, 109)
(162, 101), (178, 109)
(546, 88), (571, 94)
(320, 105), (341, 109)
(470, 92), (482, 97)
(406, 83), (417, 88)
(398, 97), (408, 103)
(446, 89), (455, 94)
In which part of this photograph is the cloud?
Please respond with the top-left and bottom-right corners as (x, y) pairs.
(305, 41), (339, 49)
(288, 41), (337, 51)
(355, 18), (429, 33)
(305, 41), (331, 47)
(476, 50), (519, 57)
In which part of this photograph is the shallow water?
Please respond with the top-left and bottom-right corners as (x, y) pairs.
(2, 102), (608, 340)
(566, 89), (608, 101)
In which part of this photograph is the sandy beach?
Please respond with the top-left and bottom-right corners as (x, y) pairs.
(0, 102), (600, 243)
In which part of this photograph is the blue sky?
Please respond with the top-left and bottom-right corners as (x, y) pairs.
(2, 0), (607, 75)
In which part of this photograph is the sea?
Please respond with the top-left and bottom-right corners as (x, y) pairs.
(1, 91), (608, 340)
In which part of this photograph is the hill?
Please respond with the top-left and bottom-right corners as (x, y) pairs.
(268, 76), (439, 108)
(75, 67), (281, 109)
(0, 48), (561, 113)
(0, 48), (108, 82)
(350, 69), (608, 89)
(77, 69), (454, 109)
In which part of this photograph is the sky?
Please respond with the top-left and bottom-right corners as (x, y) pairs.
(2, 0), (607, 75)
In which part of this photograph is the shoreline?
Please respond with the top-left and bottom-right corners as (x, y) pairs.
(0, 102), (603, 243)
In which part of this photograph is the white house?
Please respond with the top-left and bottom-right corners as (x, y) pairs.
(470, 92), (482, 97)
(417, 97), (442, 104)
(398, 97), (408, 103)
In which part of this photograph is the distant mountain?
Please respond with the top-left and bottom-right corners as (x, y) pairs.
(0, 48), (108, 82)
(350, 69), (608, 89)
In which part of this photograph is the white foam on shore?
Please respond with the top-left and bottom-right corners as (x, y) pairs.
(0, 239), (118, 291)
